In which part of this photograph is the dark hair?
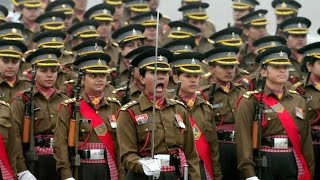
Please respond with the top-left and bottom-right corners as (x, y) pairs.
(172, 68), (183, 76)
(119, 39), (144, 49)
(139, 67), (147, 77)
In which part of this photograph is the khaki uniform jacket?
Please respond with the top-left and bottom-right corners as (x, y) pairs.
(11, 88), (68, 173)
(176, 96), (222, 180)
(53, 93), (124, 180)
(304, 84), (320, 125)
(105, 42), (119, 68)
(235, 86), (314, 178)
(238, 43), (258, 74)
(0, 101), (16, 173)
(288, 55), (305, 85)
(0, 76), (30, 103)
(201, 83), (246, 124)
(117, 93), (201, 179)
(112, 82), (142, 104)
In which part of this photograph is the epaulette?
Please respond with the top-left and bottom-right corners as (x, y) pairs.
(24, 49), (36, 56)
(239, 77), (250, 86)
(62, 50), (73, 55)
(200, 84), (211, 91)
(120, 100), (138, 110)
(112, 86), (127, 94)
(289, 89), (300, 95)
(207, 38), (214, 44)
(0, 100), (10, 107)
(205, 100), (213, 109)
(243, 90), (259, 98)
(169, 99), (187, 108)
(292, 81), (304, 90)
(239, 68), (250, 75)
(62, 98), (76, 105)
(106, 97), (121, 106)
(202, 72), (212, 79)
(63, 79), (76, 85)
(112, 42), (118, 47)
(195, 90), (201, 96)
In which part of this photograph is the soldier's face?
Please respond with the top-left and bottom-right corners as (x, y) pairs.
(233, 9), (250, 23)
(113, 4), (124, 21)
(148, 0), (159, 11)
(140, 70), (169, 98)
(121, 39), (143, 56)
(261, 65), (289, 84)
(211, 64), (236, 83)
(286, 34), (307, 51)
(0, 57), (20, 78)
(144, 26), (157, 40)
(83, 73), (107, 94)
(276, 14), (293, 25)
(188, 19), (206, 34)
(64, 14), (74, 30)
(177, 73), (201, 96)
(307, 60), (320, 78)
(35, 66), (58, 88)
(245, 25), (267, 42)
(22, 7), (41, 21)
(97, 20), (112, 38)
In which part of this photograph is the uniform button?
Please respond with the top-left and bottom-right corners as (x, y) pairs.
(145, 128), (149, 131)
(50, 114), (53, 118)
(164, 127), (167, 130)
(232, 109), (235, 112)
(267, 117), (271, 121)
(35, 117), (38, 120)
(216, 113), (220, 116)
(81, 129), (85, 132)
(309, 108), (312, 111)
(96, 111), (99, 114)
(290, 75), (293, 78)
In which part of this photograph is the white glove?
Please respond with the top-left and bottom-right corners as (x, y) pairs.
(17, 170), (37, 180)
(65, 178), (75, 180)
(246, 176), (259, 180)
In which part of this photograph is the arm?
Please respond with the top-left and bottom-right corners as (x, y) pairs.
(209, 114), (222, 180)
(235, 97), (256, 178)
(53, 103), (73, 179)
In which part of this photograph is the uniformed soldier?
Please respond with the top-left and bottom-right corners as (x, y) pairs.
(0, 5), (8, 25)
(12, 48), (68, 180)
(67, 20), (100, 49)
(271, 0), (301, 36)
(111, 24), (146, 87)
(84, 3), (119, 67)
(279, 16), (311, 85)
(73, 0), (88, 23)
(201, 46), (245, 180)
(171, 52), (222, 180)
(54, 53), (124, 180)
(45, 0), (76, 31)
(35, 11), (66, 32)
(130, 11), (163, 46)
(117, 47), (200, 179)
(238, 9), (268, 74)
(122, 0), (150, 22)
(299, 54), (320, 180)
(230, 0), (259, 29)
(178, 2), (214, 53)
(112, 46), (154, 104)
(235, 46), (314, 180)
(0, 39), (30, 104)
(105, 0), (127, 31)
(0, 100), (16, 180)
(238, 35), (287, 90)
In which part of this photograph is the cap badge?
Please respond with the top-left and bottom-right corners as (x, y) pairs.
(89, 26), (94, 30)
(227, 52), (232, 57)
(94, 43), (99, 51)
(271, 41), (276, 46)
(11, 28), (17, 33)
(191, 58), (196, 64)
(297, 22), (302, 28)
(52, 37), (57, 42)
(158, 55), (164, 61)
(132, 28), (137, 35)
(9, 46), (14, 50)
(97, 59), (103, 65)
(258, 13), (262, 17)
(281, 2), (287, 8)
(184, 45), (189, 50)
(48, 54), (53, 59)
(150, 15), (154, 20)
(177, 27), (181, 32)
(103, 9), (108, 14)
(232, 32), (235, 39)
(278, 51), (284, 57)
(62, 4), (66, 8)
(52, 16), (56, 21)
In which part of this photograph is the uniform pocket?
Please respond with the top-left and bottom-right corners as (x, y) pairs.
(0, 118), (12, 140)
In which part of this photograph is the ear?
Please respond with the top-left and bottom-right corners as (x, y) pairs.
(139, 75), (145, 85)
(260, 66), (267, 77)
(172, 74), (179, 84)
(306, 62), (313, 72)
(243, 28), (249, 37)
(207, 66), (215, 74)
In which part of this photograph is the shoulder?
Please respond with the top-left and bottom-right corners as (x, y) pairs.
(292, 81), (304, 91)
(106, 97), (121, 106)
(14, 89), (31, 102)
(199, 98), (213, 109)
(120, 100), (138, 111)
(0, 100), (10, 108)
(288, 89), (303, 100)
(61, 98), (76, 106)
(243, 90), (260, 99)
(167, 98), (187, 109)
(112, 86), (127, 94)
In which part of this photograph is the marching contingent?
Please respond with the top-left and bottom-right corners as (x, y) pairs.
(0, 0), (320, 180)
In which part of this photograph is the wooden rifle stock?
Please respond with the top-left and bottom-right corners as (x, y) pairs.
(22, 115), (31, 143)
(251, 121), (259, 149)
(68, 119), (76, 147)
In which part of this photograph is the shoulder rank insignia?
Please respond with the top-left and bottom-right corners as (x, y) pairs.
(63, 79), (75, 85)
(292, 81), (304, 90)
(62, 98), (76, 105)
(0, 100), (10, 107)
(112, 86), (127, 94)
(106, 97), (121, 106)
(172, 99), (187, 108)
(120, 100), (138, 111)
(289, 89), (299, 95)
(243, 90), (259, 98)
(205, 101), (213, 109)
(239, 69), (250, 75)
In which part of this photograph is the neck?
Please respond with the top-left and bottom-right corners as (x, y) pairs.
(84, 89), (102, 97)
(214, 77), (230, 86)
(179, 91), (195, 98)
(310, 73), (320, 83)
(265, 80), (284, 92)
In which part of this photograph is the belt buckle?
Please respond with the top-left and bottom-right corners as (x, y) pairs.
(48, 138), (54, 148)
(90, 149), (105, 160)
(229, 131), (235, 141)
(273, 138), (289, 148)
(154, 154), (170, 167)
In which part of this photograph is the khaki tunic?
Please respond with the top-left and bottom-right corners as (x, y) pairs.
(112, 82), (142, 104)
(176, 96), (222, 180)
(12, 88), (68, 173)
(288, 53), (305, 85)
(117, 93), (201, 179)
(0, 76), (30, 103)
(304, 85), (320, 125)
(235, 87), (314, 178)
(53, 93), (124, 180)
(0, 101), (16, 173)
(104, 42), (119, 68)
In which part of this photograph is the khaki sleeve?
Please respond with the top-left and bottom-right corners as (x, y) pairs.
(11, 98), (28, 173)
(53, 103), (73, 179)
(183, 110), (201, 179)
(235, 96), (256, 178)
(116, 110), (144, 174)
(208, 114), (222, 180)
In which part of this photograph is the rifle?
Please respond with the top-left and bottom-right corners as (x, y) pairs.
(252, 76), (267, 179)
(208, 82), (216, 103)
(175, 81), (181, 98)
(121, 65), (133, 105)
(67, 70), (83, 178)
(22, 65), (37, 174)
(112, 52), (122, 88)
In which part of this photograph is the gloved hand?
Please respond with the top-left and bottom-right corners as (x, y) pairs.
(65, 178), (75, 180)
(246, 176), (259, 180)
(17, 170), (37, 180)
